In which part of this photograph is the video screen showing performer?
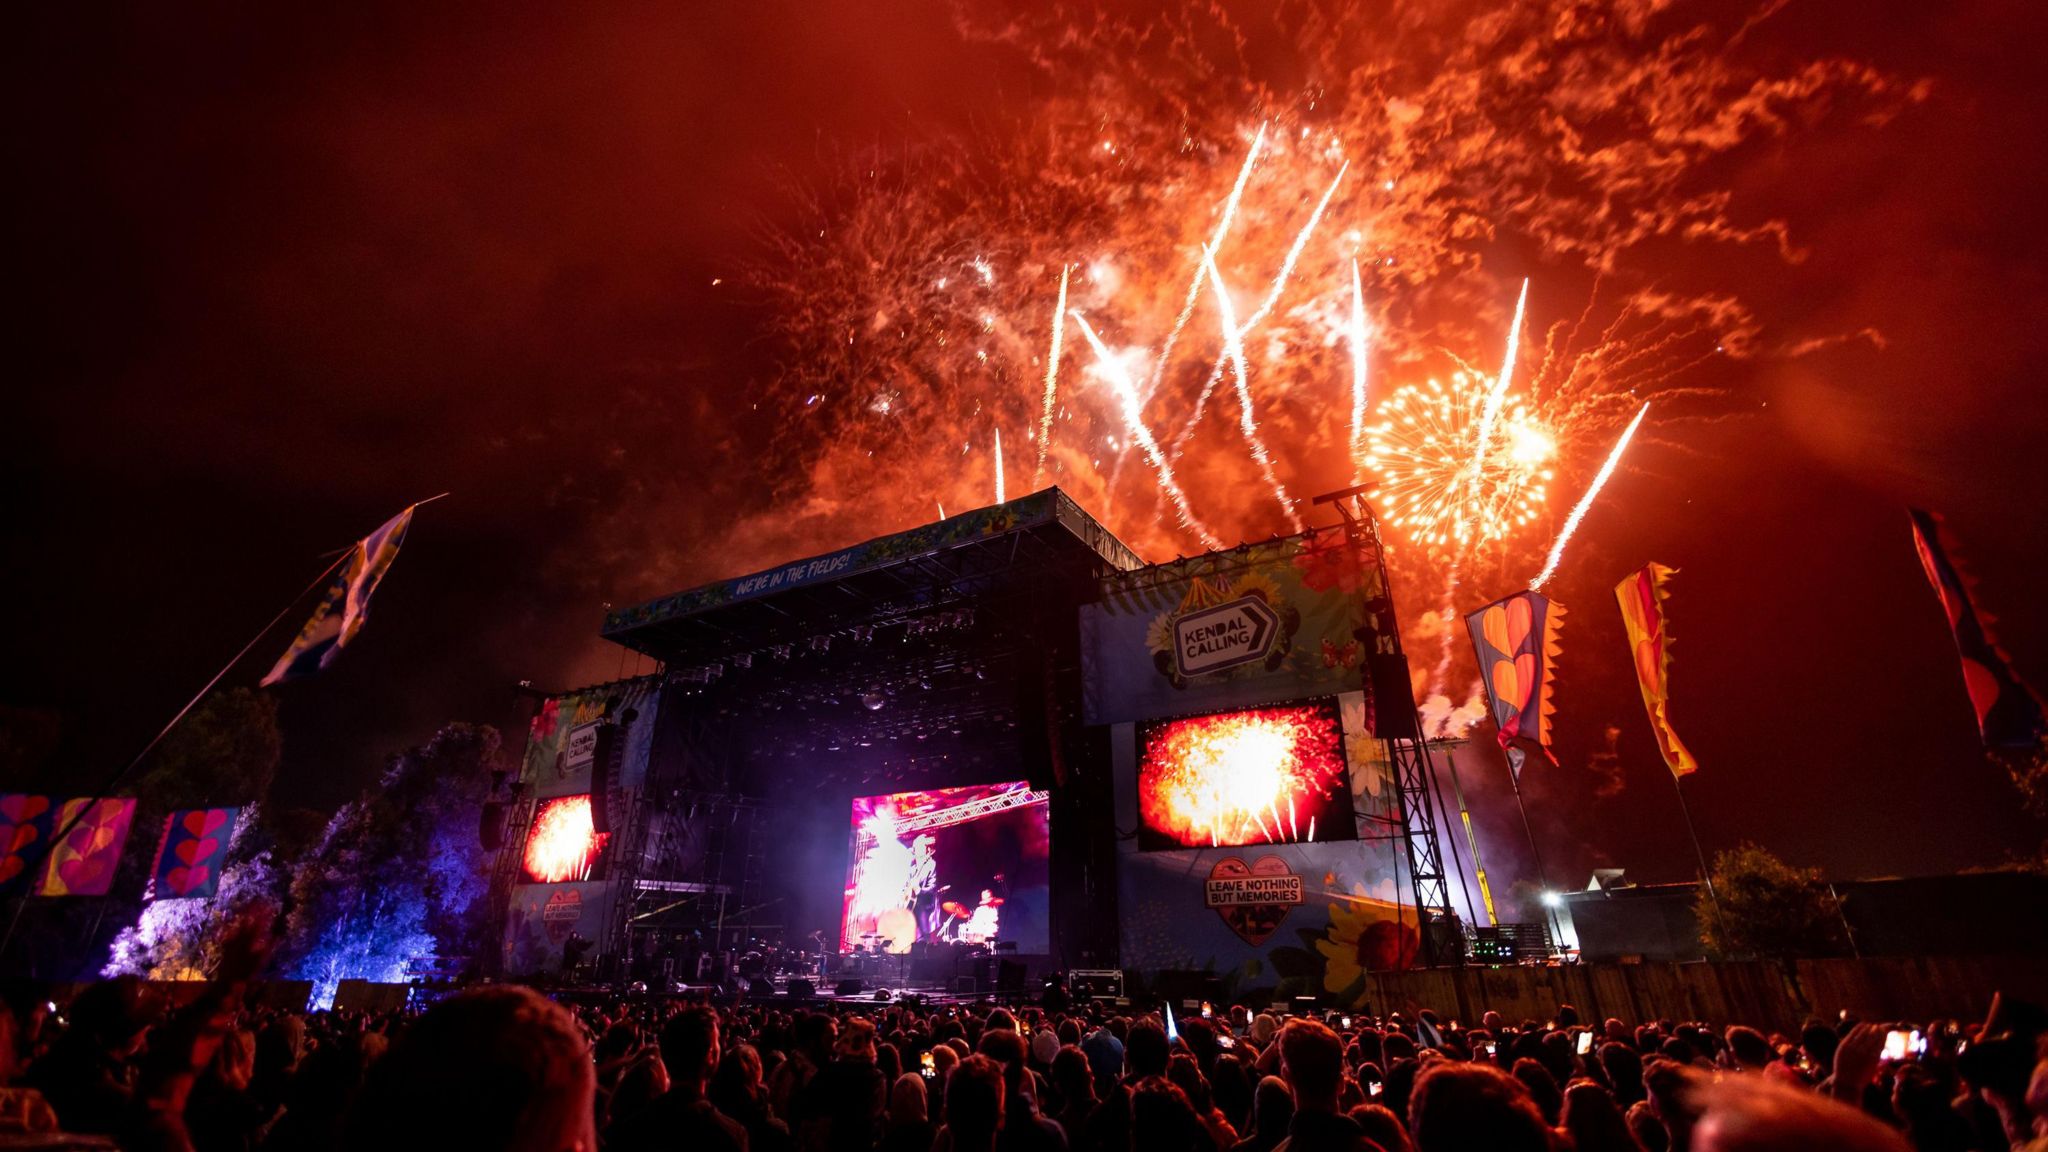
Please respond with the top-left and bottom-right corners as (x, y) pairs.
(840, 781), (1050, 955)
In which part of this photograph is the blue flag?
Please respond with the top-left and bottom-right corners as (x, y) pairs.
(262, 505), (416, 685)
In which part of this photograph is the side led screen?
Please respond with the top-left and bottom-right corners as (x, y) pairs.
(841, 781), (1050, 955)
(523, 795), (608, 883)
(1137, 700), (1355, 850)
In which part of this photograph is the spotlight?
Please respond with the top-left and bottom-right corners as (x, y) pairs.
(1539, 891), (1563, 909)
(862, 691), (887, 711)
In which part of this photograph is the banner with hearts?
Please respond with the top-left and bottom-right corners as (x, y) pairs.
(35, 797), (137, 897)
(0, 795), (57, 898)
(1464, 590), (1566, 767)
(149, 807), (240, 900)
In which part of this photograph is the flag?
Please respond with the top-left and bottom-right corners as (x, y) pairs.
(36, 797), (137, 897)
(261, 505), (417, 685)
(150, 807), (239, 900)
(1465, 590), (1566, 764)
(0, 795), (56, 898)
(1908, 508), (2046, 747)
(1614, 564), (1700, 779)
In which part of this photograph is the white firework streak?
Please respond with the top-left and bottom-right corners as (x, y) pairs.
(1033, 264), (1069, 488)
(1529, 401), (1650, 591)
(1452, 279), (1530, 541)
(1071, 312), (1224, 549)
(1205, 252), (1303, 531)
(1174, 161), (1350, 457)
(993, 424), (1006, 504)
(1348, 258), (1370, 487)
(1144, 124), (1268, 400)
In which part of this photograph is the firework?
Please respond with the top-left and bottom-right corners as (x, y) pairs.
(1529, 402), (1650, 591)
(1348, 259), (1370, 486)
(1361, 373), (1557, 550)
(1033, 264), (1068, 488)
(1071, 312), (1224, 549)
(992, 424), (1005, 503)
(1204, 252), (1302, 529)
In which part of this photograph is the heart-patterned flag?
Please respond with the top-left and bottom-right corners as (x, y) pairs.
(0, 795), (57, 898)
(35, 798), (137, 897)
(149, 807), (240, 901)
(1908, 509), (2047, 748)
(1465, 590), (1566, 764)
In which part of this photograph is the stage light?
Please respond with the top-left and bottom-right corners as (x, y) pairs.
(862, 691), (887, 711)
(1540, 891), (1563, 909)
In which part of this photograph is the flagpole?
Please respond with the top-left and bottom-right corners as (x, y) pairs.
(1506, 756), (1564, 947)
(1670, 770), (1726, 945)
(1438, 745), (1497, 926)
(0, 548), (351, 960)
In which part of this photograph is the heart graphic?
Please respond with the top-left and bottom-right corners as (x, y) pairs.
(1490, 658), (1520, 710)
(182, 809), (228, 838)
(0, 796), (48, 824)
(56, 855), (107, 895)
(1634, 637), (1662, 690)
(175, 837), (219, 867)
(0, 857), (21, 886)
(6, 825), (36, 855)
(1205, 855), (1304, 946)
(165, 865), (210, 896)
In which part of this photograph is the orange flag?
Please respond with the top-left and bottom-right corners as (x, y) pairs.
(1614, 564), (1698, 778)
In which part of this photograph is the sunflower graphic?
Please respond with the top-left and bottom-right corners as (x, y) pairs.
(1313, 887), (1422, 1001)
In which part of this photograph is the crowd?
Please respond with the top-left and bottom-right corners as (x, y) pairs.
(0, 959), (2045, 1152)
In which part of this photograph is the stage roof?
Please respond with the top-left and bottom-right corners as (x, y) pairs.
(602, 487), (1142, 662)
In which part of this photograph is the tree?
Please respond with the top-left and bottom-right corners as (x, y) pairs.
(1695, 842), (1850, 960)
(276, 723), (499, 1006)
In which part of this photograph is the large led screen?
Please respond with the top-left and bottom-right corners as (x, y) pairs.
(841, 781), (1050, 955)
(523, 795), (609, 883)
(1137, 699), (1356, 851)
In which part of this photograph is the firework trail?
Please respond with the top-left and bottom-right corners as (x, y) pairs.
(1033, 264), (1069, 488)
(1348, 259), (1370, 487)
(993, 424), (1006, 503)
(1530, 402), (1650, 591)
(1205, 252), (1302, 530)
(1453, 280), (1530, 544)
(1145, 125), (1267, 403)
(1173, 161), (1350, 459)
(1071, 312), (1223, 549)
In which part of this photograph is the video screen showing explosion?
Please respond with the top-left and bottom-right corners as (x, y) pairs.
(522, 795), (609, 884)
(841, 782), (1051, 956)
(1137, 701), (1355, 851)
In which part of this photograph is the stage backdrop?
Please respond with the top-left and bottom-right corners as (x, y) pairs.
(1082, 534), (1415, 1008)
(502, 881), (614, 976)
(520, 676), (662, 801)
(503, 675), (660, 977)
(1079, 532), (1382, 725)
(1110, 692), (1416, 1009)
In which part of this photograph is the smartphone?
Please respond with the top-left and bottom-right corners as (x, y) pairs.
(1201, 1001), (1213, 1020)
(1576, 1031), (1593, 1055)
(920, 1052), (936, 1078)
(1340, 1015), (1352, 1030)
(1481, 1041), (1497, 1057)
(1216, 1033), (1236, 1050)
(1882, 1030), (1923, 1062)
(1369, 1081), (1384, 1097)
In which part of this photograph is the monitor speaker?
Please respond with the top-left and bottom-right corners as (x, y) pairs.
(785, 979), (816, 999)
(834, 979), (865, 997)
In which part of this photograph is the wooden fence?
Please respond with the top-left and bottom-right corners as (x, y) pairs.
(1366, 954), (2048, 1032)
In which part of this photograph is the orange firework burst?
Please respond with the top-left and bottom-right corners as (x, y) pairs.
(1361, 372), (1557, 551)
(523, 795), (607, 884)
(1138, 704), (1349, 849)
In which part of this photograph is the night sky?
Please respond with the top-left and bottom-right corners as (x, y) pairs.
(9, 2), (2047, 893)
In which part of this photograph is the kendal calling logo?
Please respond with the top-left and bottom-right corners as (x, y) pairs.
(1173, 596), (1280, 678)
